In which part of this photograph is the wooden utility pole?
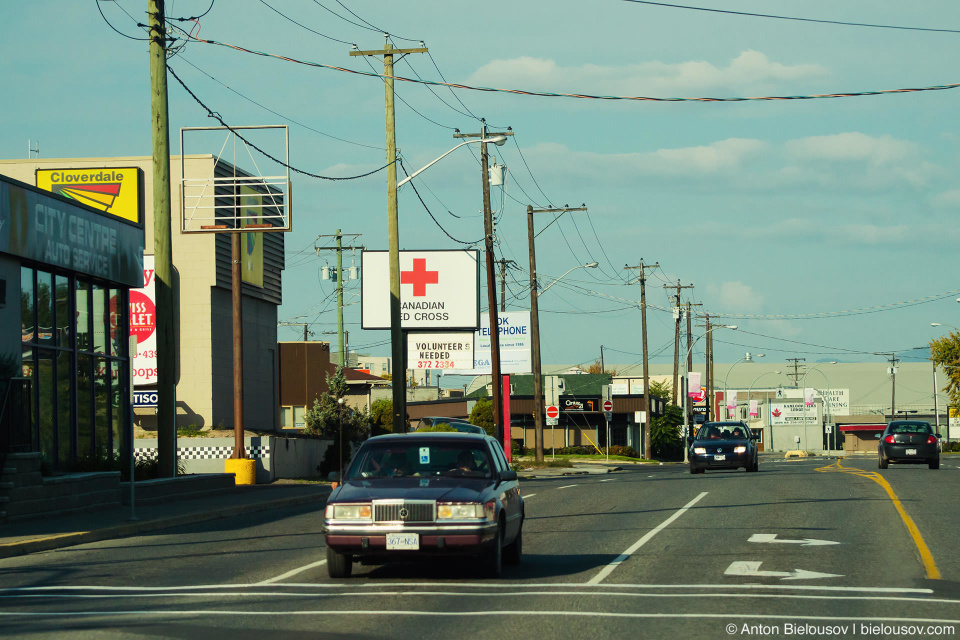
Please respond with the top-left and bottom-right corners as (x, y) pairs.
(663, 280), (694, 405)
(495, 258), (516, 312)
(705, 315), (712, 422)
(625, 261), (659, 459)
(685, 301), (701, 422)
(316, 231), (363, 367)
(149, 0), (176, 476)
(350, 41), (426, 433)
(786, 358), (806, 387)
(454, 122), (514, 442)
(885, 353), (899, 417)
(528, 205), (587, 463)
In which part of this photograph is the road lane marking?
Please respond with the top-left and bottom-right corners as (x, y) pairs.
(749, 533), (840, 546)
(258, 559), (327, 585)
(600, 479), (615, 482)
(587, 491), (708, 585)
(557, 485), (577, 489)
(523, 493), (536, 498)
(817, 460), (941, 580)
(725, 561), (842, 580)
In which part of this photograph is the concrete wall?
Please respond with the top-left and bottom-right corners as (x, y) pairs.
(135, 435), (334, 484)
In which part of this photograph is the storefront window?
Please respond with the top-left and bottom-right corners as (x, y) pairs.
(293, 405), (306, 428)
(37, 271), (53, 345)
(93, 284), (108, 355)
(20, 267), (33, 343)
(58, 350), (73, 466)
(38, 349), (54, 467)
(76, 280), (91, 351)
(280, 406), (291, 428)
(56, 274), (71, 349)
(111, 361), (124, 457)
(109, 288), (123, 358)
(95, 357), (110, 459)
(77, 354), (92, 461)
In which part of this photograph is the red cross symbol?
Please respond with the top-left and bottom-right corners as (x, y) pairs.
(400, 258), (439, 297)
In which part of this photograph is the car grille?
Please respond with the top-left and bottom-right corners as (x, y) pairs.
(372, 500), (436, 523)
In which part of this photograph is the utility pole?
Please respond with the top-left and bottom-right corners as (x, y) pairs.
(600, 345), (604, 375)
(495, 258), (516, 312)
(350, 40), (426, 433)
(149, 0), (176, 476)
(786, 358), (806, 387)
(315, 231), (362, 368)
(625, 260), (659, 460)
(685, 302), (701, 422)
(705, 315), (712, 422)
(664, 280), (694, 405)
(527, 205), (587, 463)
(278, 322), (309, 342)
(883, 353), (899, 418)
(454, 122), (514, 442)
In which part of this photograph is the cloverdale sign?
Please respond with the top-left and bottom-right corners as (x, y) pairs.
(361, 250), (480, 330)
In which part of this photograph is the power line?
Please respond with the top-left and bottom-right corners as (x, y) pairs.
(620, 0), (960, 35)
(256, 0), (357, 46)
(708, 289), (960, 320)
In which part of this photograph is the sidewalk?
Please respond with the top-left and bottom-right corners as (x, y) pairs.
(0, 482), (331, 559)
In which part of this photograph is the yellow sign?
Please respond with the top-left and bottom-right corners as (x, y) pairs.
(36, 167), (142, 225)
(240, 186), (264, 287)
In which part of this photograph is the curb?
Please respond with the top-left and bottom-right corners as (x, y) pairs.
(0, 490), (330, 559)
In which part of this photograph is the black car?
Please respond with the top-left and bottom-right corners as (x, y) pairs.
(688, 421), (759, 474)
(878, 420), (941, 469)
(323, 432), (524, 578)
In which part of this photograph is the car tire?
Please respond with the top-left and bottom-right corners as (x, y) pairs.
(746, 459), (757, 472)
(326, 546), (352, 579)
(689, 466), (698, 475)
(929, 458), (940, 469)
(878, 456), (888, 469)
(483, 522), (503, 579)
(504, 523), (523, 565)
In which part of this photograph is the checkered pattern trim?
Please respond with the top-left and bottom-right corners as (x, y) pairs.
(134, 445), (270, 462)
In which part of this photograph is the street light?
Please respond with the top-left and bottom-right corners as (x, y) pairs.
(932, 322), (960, 332)
(723, 353), (765, 419)
(681, 324), (737, 462)
(396, 136), (507, 189)
(530, 260), (598, 462)
(800, 362), (837, 453)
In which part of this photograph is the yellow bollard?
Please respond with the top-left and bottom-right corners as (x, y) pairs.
(225, 458), (256, 485)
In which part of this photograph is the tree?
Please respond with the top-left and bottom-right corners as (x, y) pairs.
(648, 379), (671, 400)
(586, 359), (617, 376)
(304, 367), (371, 474)
(369, 398), (393, 436)
(651, 404), (683, 460)
(931, 332), (960, 408)
(469, 397), (496, 436)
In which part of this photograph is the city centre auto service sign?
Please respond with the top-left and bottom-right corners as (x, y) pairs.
(361, 250), (480, 330)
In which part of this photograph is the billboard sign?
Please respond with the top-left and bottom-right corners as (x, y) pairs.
(769, 402), (819, 426)
(406, 332), (474, 370)
(36, 167), (143, 226)
(361, 250), (480, 330)
(447, 311), (532, 375)
(127, 255), (156, 385)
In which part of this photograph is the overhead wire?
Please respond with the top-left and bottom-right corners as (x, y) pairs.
(256, 0), (358, 46)
(398, 158), (485, 245)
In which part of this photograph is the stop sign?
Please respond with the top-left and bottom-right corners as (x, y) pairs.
(545, 405), (560, 419)
(602, 400), (613, 412)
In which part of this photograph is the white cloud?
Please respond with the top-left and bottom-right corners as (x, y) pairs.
(931, 189), (960, 208)
(468, 51), (826, 96)
(707, 281), (765, 314)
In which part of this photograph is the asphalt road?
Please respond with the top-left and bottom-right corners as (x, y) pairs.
(3, 455), (960, 639)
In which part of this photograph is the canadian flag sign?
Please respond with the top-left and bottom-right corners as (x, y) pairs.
(688, 372), (702, 398)
(361, 250), (480, 330)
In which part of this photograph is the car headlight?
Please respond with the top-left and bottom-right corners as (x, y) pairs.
(734, 446), (746, 453)
(693, 447), (706, 454)
(437, 503), (485, 519)
(327, 504), (372, 520)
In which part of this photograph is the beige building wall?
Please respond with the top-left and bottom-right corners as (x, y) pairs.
(0, 156), (282, 431)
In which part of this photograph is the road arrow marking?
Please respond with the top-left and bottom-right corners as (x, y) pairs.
(725, 561), (843, 581)
(749, 533), (841, 546)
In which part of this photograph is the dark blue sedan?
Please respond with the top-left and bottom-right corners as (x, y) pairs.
(688, 421), (760, 474)
(323, 433), (524, 578)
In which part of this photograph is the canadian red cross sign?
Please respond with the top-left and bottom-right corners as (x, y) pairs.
(361, 250), (480, 330)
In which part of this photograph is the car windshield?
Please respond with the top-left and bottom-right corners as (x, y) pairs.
(888, 422), (933, 434)
(345, 440), (494, 480)
(696, 425), (748, 440)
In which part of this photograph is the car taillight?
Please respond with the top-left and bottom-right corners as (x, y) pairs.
(927, 435), (938, 445)
(883, 435), (896, 444)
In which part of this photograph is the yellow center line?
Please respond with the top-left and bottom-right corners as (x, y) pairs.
(816, 459), (940, 580)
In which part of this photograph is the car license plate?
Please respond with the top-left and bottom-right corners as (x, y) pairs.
(714, 454), (726, 461)
(906, 449), (917, 456)
(386, 533), (419, 550)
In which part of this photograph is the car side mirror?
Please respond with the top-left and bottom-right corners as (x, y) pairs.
(937, 433), (943, 439)
(686, 436), (695, 444)
(499, 469), (518, 482)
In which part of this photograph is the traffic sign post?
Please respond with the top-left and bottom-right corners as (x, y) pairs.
(602, 400), (613, 461)
(545, 405), (559, 458)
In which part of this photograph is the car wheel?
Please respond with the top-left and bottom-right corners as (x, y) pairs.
(504, 523), (523, 565)
(689, 465), (698, 474)
(929, 458), (940, 470)
(878, 455), (888, 469)
(746, 459), (757, 472)
(326, 546), (352, 579)
(483, 521), (504, 579)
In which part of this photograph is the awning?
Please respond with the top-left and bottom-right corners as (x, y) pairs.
(838, 424), (885, 432)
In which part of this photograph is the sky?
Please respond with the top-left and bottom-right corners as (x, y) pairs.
(3, 1), (960, 382)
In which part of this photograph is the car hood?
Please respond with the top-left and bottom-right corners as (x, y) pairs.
(331, 477), (497, 503)
(691, 439), (750, 447)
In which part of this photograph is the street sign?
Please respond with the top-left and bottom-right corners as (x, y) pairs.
(132, 390), (158, 407)
(604, 412), (612, 421)
(602, 400), (613, 412)
(546, 417), (559, 426)
(545, 405), (560, 419)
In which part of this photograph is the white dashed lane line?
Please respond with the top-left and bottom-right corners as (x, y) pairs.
(557, 485), (578, 490)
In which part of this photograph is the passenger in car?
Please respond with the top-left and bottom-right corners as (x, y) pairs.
(457, 450), (477, 473)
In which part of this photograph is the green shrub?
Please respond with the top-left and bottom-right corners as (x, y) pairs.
(557, 445), (594, 456)
(416, 423), (459, 432)
(604, 445), (641, 458)
(511, 440), (526, 458)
